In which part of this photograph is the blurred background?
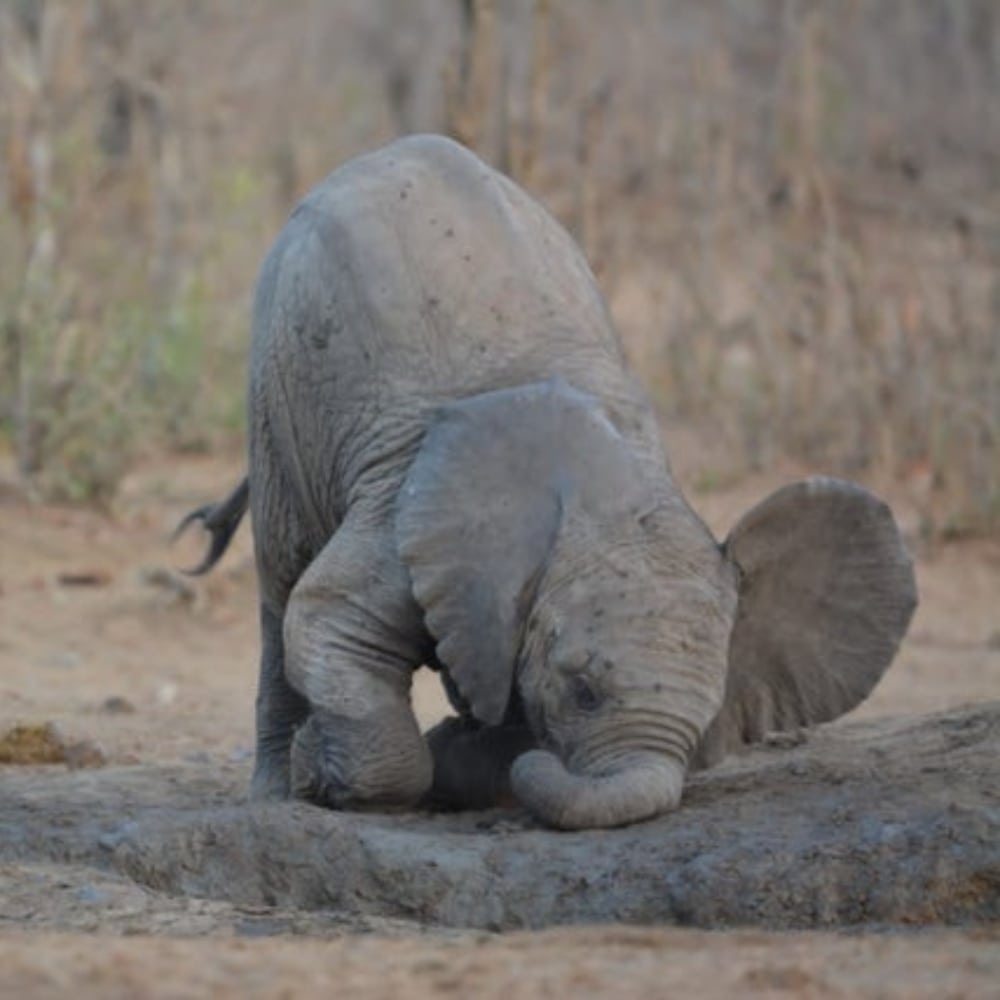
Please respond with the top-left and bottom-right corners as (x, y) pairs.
(1, 0), (998, 537)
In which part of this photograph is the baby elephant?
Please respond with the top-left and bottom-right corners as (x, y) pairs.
(180, 135), (917, 830)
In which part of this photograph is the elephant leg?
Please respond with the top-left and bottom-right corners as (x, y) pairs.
(423, 715), (536, 810)
(283, 516), (433, 809)
(249, 602), (309, 800)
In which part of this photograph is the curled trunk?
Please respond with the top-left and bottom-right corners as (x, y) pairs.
(510, 749), (685, 830)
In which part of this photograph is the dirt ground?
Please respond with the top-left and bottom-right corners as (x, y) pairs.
(2, 446), (999, 998)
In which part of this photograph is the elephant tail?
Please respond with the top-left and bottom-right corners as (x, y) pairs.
(173, 476), (249, 575)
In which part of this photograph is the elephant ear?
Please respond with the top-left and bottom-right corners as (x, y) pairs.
(695, 477), (917, 767)
(397, 378), (651, 726)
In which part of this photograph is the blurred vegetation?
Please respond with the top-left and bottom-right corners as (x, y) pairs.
(1, 0), (998, 534)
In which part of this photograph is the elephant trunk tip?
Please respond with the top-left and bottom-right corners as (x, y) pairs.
(510, 748), (685, 831)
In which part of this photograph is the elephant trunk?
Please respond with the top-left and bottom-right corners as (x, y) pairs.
(509, 749), (685, 830)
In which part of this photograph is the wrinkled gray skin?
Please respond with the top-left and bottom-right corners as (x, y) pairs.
(182, 135), (917, 830)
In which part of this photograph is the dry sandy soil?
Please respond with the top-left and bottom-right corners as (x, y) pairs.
(1, 447), (998, 998)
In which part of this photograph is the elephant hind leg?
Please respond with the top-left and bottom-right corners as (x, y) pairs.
(249, 602), (309, 800)
(283, 514), (433, 809)
(423, 715), (536, 811)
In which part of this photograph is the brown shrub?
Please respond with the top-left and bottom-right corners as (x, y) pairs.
(1, 0), (997, 532)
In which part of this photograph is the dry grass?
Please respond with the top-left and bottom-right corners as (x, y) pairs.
(1, 0), (997, 533)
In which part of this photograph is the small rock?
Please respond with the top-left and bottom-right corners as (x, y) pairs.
(140, 566), (198, 606)
(77, 884), (106, 904)
(63, 738), (107, 769)
(99, 695), (137, 715)
(236, 917), (292, 937)
(156, 682), (178, 706)
(57, 569), (113, 587)
(764, 729), (809, 750)
(98, 821), (140, 851)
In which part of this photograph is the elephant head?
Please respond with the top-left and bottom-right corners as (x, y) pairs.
(397, 379), (916, 829)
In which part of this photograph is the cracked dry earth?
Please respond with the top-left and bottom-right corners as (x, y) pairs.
(1, 451), (999, 998)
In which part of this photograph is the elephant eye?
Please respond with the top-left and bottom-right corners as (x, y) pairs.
(571, 677), (602, 713)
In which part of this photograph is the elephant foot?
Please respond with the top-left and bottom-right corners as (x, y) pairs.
(248, 760), (292, 801)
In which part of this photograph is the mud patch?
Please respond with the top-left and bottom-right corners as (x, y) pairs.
(2, 704), (997, 933)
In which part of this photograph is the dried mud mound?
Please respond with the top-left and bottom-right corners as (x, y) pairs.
(2, 704), (998, 932)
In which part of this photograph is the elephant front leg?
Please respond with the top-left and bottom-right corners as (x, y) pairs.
(283, 522), (433, 810)
(423, 715), (536, 811)
(249, 602), (309, 800)
(290, 701), (431, 809)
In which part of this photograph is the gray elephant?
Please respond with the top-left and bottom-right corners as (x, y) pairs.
(180, 134), (917, 830)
